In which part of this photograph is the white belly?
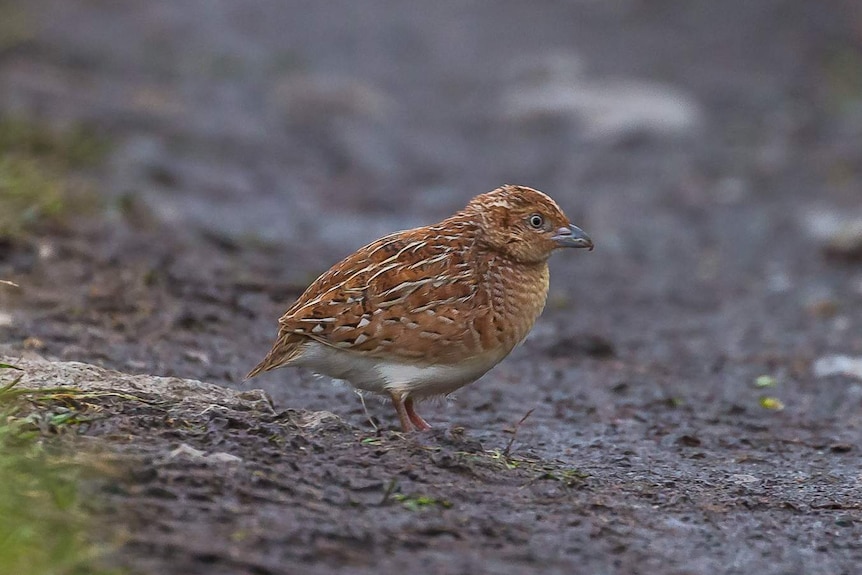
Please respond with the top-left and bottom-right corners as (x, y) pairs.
(291, 340), (506, 399)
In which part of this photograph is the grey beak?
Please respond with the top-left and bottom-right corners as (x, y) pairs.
(552, 224), (594, 250)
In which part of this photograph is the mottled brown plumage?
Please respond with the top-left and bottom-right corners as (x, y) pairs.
(247, 184), (593, 431)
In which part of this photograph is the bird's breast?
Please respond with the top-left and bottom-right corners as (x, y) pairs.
(476, 259), (550, 353)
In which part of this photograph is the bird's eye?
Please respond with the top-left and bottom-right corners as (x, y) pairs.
(528, 214), (544, 229)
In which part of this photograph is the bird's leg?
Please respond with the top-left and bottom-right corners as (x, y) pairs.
(389, 392), (413, 432)
(404, 397), (431, 431)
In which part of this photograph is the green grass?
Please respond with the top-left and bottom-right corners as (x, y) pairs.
(0, 117), (106, 239)
(0, 156), (67, 237)
(0, 117), (108, 170)
(392, 493), (452, 512)
(0, 365), (121, 575)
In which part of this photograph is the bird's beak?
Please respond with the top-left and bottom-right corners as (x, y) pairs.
(552, 224), (593, 250)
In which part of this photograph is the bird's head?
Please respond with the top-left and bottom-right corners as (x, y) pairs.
(466, 184), (593, 263)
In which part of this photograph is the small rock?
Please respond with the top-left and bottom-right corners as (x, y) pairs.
(804, 210), (862, 261)
(729, 474), (759, 484)
(206, 452), (242, 464)
(813, 355), (862, 380)
(169, 443), (206, 459)
(37, 241), (56, 260)
(183, 350), (211, 365)
(169, 443), (242, 464)
(824, 221), (862, 261)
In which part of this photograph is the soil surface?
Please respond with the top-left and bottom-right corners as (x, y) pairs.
(2, 1), (862, 574)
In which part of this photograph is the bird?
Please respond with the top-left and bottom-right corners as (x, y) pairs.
(246, 184), (593, 432)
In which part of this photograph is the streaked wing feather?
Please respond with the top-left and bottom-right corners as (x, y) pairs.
(277, 217), (490, 363)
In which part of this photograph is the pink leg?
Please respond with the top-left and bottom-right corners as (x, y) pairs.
(390, 393), (413, 432)
(405, 397), (431, 431)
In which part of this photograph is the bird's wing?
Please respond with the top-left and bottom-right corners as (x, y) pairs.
(276, 219), (492, 363)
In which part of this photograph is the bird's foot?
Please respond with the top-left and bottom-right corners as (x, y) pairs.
(405, 398), (431, 431)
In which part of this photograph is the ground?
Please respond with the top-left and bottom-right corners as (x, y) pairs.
(1, 1), (862, 574)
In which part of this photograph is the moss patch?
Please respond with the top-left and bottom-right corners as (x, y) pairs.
(0, 365), (121, 575)
(0, 117), (107, 239)
(0, 118), (108, 170)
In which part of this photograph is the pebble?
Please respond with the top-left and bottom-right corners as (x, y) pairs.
(812, 355), (862, 380)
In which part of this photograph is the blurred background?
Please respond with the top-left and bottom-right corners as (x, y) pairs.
(1, 0), (861, 436)
(3, 4), (862, 572)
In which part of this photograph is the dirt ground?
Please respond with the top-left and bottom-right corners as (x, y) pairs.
(2, 1), (862, 574)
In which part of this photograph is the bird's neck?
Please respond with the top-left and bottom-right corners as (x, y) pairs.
(485, 256), (550, 349)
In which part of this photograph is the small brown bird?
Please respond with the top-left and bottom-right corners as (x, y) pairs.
(247, 184), (593, 431)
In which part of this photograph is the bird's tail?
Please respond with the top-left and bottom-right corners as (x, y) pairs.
(245, 333), (305, 380)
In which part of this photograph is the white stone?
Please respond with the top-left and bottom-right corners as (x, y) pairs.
(813, 355), (862, 380)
